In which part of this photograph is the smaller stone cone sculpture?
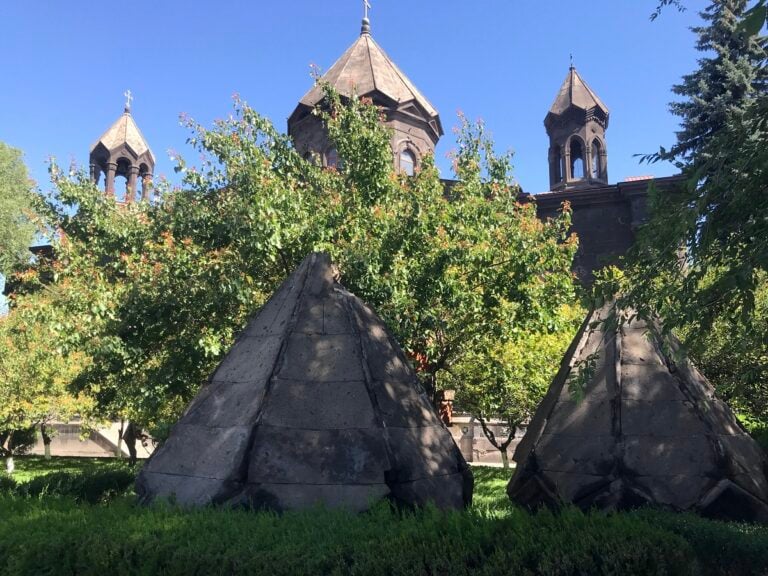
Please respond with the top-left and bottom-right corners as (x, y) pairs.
(137, 253), (472, 511)
(508, 304), (768, 523)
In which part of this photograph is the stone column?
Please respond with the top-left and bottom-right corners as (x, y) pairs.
(89, 163), (101, 187)
(105, 162), (117, 197)
(127, 165), (140, 203)
(141, 174), (153, 201)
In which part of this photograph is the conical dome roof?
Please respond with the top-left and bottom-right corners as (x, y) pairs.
(137, 253), (472, 511)
(90, 107), (155, 163)
(548, 66), (609, 117)
(508, 305), (768, 523)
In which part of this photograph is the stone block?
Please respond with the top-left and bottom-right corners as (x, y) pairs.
(137, 471), (227, 506)
(388, 472), (467, 510)
(621, 363), (686, 402)
(144, 423), (251, 480)
(535, 433), (616, 476)
(384, 426), (461, 483)
(623, 435), (716, 477)
(184, 381), (268, 428)
(717, 434), (768, 475)
(240, 266), (305, 338)
(545, 398), (614, 437)
(211, 336), (283, 384)
(350, 299), (413, 381)
(700, 399), (744, 436)
(293, 295), (352, 335)
(632, 474), (711, 509)
(248, 425), (389, 484)
(732, 472), (768, 503)
(261, 378), (376, 429)
(621, 327), (664, 366)
(621, 399), (702, 436)
(278, 334), (364, 382)
(371, 379), (440, 428)
(539, 470), (613, 504)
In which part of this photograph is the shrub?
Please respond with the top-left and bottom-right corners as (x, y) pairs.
(636, 509), (768, 576)
(0, 473), (16, 494)
(16, 468), (135, 503)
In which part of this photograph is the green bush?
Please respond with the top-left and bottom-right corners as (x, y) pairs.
(636, 509), (768, 576)
(1, 461), (766, 575)
(0, 499), (697, 576)
(0, 473), (16, 494)
(15, 468), (135, 503)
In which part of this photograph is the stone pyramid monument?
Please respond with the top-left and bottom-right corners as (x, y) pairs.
(508, 305), (768, 523)
(137, 253), (472, 511)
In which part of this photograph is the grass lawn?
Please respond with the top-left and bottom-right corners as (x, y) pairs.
(1, 456), (767, 576)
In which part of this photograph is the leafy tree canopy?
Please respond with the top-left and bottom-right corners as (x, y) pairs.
(606, 0), (767, 334)
(0, 142), (36, 277)
(10, 87), (578, 437)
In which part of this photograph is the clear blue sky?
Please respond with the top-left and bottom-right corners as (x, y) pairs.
(0, 0), (707, 197)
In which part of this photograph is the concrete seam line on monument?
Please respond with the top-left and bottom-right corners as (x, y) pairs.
(226, 254), (314, 501)
(342, 292), (396, 475)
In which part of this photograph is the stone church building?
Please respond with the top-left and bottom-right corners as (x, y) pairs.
(20, 15), (680, 462)
(84, 15), (679, 285)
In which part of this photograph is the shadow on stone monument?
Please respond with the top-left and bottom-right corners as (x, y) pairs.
(508, 304), (768, 523)
(136, 252), (472, 511)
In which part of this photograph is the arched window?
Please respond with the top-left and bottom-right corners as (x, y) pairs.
(325, 148), (339, 169)
(115, 157), (132, 202)
(399, 149), (417, 176)
(552, 145), (562, 182)
(591, 139), (602, 179)
(570, 139), (584, 180)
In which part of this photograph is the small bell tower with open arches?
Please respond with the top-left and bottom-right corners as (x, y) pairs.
(89, 91), (155, 202)
(544, 64), (609, 191)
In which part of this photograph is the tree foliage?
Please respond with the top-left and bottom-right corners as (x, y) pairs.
(9, 88), (578, 438)
(0, 292), (94, 458)
(609, 0), (767, 331)
(0, 142), (36, 277)
(603, 0), (768, 430)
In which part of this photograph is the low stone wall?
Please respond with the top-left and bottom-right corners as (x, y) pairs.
(447, 415), (525, 466)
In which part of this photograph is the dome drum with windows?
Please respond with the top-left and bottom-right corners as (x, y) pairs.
(288, 16), (441, 175)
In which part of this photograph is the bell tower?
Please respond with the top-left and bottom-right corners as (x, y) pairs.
(544, 65), (609, 190)
(89, 91), (155, 202)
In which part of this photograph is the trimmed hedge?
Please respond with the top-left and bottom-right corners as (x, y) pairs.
(1, 461), (766, 575)
(14, 468), (135, 503)
(0, 498), (697, 576)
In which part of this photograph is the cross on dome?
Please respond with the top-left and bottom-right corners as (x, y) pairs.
(124, 89), (133, 112)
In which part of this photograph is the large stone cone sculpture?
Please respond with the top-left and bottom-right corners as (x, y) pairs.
(137, 253), (472, 511)
(508, 305), (768, 523)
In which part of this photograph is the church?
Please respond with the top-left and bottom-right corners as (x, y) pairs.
(11, 13), (683, 462)
(85, 14), (680, 284)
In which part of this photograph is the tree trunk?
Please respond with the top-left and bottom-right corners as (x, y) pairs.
(41, 423), (52, 460)
(115, 419), (124, 459)
(500, 448), (510, 470)
(477, 415), (517, 470)
(5, 456), (14, 475)
(124, 422), (138, 466)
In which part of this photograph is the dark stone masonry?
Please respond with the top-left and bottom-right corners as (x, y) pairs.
(137, 253), (473, 511)
(508, 305), (768, 523)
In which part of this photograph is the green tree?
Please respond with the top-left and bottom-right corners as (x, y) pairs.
(0, 142), (36, 277)
(20, 89), (577, 442)
(0, 292), (94, 469)
(452, 304), (583, 468)
(611, 0), (767, 333)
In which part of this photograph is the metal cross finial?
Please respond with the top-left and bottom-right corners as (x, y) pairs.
(364, 0), (371, 20)
(124, 89), (133, 111)
(569, 53), (574, 70)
